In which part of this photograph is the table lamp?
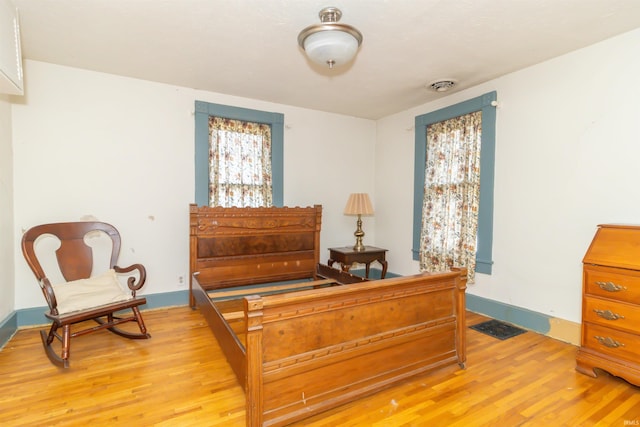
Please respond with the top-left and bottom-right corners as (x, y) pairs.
(344, 193), (374, 251)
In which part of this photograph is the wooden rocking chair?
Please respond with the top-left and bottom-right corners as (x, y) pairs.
(21, 221), (151, 368)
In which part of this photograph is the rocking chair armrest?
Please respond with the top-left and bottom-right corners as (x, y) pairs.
(40, 277), (60, 315)
(114, 264), (147, 294)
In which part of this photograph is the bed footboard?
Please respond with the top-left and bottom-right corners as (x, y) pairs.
(245, 268), (467, 427)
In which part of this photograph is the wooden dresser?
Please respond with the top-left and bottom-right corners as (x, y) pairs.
(576, 224), (640, 386)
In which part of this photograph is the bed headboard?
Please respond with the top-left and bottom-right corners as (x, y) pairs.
(189, 203), (322, 300)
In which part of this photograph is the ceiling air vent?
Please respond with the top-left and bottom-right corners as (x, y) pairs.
(427, 79), (457, 92)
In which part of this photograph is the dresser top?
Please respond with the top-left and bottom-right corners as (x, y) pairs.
(583, 224), (640, 270)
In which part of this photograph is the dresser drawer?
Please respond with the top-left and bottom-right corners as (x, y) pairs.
(583, 265), (640, 304)
(583, 296), (640, 334)
(582, 322), (640, 362)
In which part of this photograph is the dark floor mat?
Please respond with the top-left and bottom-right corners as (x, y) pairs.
(469, 319), (527, 340)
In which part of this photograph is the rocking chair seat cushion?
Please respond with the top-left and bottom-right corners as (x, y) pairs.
(51, 269), (132, 315)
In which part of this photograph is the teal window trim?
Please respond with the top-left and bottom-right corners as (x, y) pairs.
(194, 100), (284, 207)
(412, 91), (497, 274)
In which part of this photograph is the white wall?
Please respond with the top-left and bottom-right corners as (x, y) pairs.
(376, 28), (640, 324)
(10, 28), (640, 326)
(11, 61), (376, 310)
(0, 94), (14, 321)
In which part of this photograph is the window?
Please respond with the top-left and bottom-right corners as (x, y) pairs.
(209, 116), (272, 207)
(412, 91), (497, 274)
(194, 101), (284, 207)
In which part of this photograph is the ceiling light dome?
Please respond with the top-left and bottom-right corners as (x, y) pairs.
(298, 7), (363, 69)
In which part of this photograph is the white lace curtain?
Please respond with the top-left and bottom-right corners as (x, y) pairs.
(208, 117), (273, 207)
(419, 111), (482, 283)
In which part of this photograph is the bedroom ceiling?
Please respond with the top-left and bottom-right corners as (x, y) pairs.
(12, 0), (640, 119)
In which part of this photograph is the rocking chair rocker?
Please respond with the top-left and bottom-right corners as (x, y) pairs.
(21, 221), (151, 368)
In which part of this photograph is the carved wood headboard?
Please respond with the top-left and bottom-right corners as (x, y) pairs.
(189, 203), (322, 302)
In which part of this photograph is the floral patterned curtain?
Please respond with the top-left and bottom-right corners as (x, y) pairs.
(419, 111), (482, 283)
(208, 117), (273, 207)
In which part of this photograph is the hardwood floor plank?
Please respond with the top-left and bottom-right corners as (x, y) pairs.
(0, 308), (638, 426)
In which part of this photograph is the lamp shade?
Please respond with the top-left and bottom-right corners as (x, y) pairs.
(344, 193), (374, 216)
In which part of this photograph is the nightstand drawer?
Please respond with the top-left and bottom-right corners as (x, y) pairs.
(584, 265), (640, 304)
(583, 296), (640, 334)
(582, 322), (640, 362)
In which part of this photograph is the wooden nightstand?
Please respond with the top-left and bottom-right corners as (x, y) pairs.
(328, 246), (388, 279)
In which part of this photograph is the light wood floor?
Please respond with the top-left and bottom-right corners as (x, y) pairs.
(0, 307), (638, 426)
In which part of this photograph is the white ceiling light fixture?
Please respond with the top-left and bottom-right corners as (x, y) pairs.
(298, 7), (363, 69)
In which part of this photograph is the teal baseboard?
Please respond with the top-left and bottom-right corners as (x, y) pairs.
(0, 272), (406, 348)
(466, 293), (551, 335)
(338, 268), (551, 335)
(0, 312), (17, 350)
(349, 268), (401, 280)
(143, 290), (190, 309)
(2, 286), (553, 350)
(353, 271), (550, 335)
(337, 271), (551, 335)
(0, 290), (191, 349)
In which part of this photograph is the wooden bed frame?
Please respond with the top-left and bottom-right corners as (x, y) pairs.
(189, 204), (467, 427)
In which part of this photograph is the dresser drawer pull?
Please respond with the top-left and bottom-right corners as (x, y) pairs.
(594, 336), (625, 348)
(595, 281), (627, 292)
(593, 309), (625, 321)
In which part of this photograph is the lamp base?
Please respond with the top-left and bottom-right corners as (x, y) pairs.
(353, 214), (365, 251)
